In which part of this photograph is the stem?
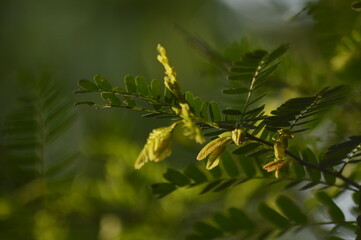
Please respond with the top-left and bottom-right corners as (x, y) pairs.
(77, 89), (172, 106)
(241, 59), (265, 122)
(246, 133), (361, 191)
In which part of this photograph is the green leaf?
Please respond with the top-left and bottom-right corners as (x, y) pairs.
(200, 101), (209, 120)
(209, 165), (222, 179)
(164, 87), (175, 104)
(238, 155), (256, 178)
(320, 136), (361, 167)
(352, 192), (360, 206)
(265, 86), (347, 132)
(228, 207), (255, 229)
(74, 101), (95, 106)
(287, 146), (306, 178)
(213, 179), (238, 192)
(45, 153), (78, 176)
(78, 79), (98, 92)
(124, 75), (137, 93)
(150, 79), (161, 99)
(315, 191), (345, 223)
(258, 202), (290, 228)
(302, 148), (321, 181)
(276, 195), (308, 224)
(200, 179), (222, 194)
(194, 222), (223, 238)
(323, 168), (336, 186)
(299, 182), (319, 191)
(184, 164), (207, 183)
(185, 91), (195, 110)
(221, 151), (239, 178)
(213, 213), (238, 233)
(193, 97), (203, 116)
(222, 87), (248, 95)
(151, 183), (176, 198)
(209, 101), (221, 122)
(163, 168), (191, 186)
(135, 76), (148, 96)
(232, 143), (261, 155)
(101, 93), (123, 105)
(222, 109), (242, 115)
(93, 74), (112, 91)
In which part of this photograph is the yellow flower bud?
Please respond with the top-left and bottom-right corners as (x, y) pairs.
(134, 122), (178, 169)
(196, 131), (234, 170)
(232, 128), (246, 146)
(263, 159), (287, 178)
(196, 136), (231, 161)
(206, 145), (225, 170)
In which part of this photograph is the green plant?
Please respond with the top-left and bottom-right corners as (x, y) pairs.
(0, 75), (78, 239)
(75, 40), (361, 239)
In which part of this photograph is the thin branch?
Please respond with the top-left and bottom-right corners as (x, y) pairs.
(76, 89), (171, 106)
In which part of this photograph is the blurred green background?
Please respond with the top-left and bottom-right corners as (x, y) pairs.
(0, 0), (360, 239)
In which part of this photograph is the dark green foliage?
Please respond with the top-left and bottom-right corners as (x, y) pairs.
(221, 150), (239, 177)
(163, 168), (191, 186)
(302, 148), (321, 181)
(1, 76), (77, 189)
(184, 164), (207, 183)
(315, 191), (345, 223)
(229, 207), (255, 230)
(265, 86), (347, 132)
(194, 222), (223, 238)
(186, 192), (355, 240)
(258, 202), (290, 228)
(0, 75), (78, 240)
(151, 183), (177, 198)
(227, 44), (288, 124)
(321, 136), (361, 167)
(276, 195), (308, 224)
(209, 101), (221, 122)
